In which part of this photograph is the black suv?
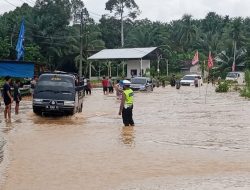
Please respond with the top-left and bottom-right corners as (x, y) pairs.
(33, 72), (84, 115)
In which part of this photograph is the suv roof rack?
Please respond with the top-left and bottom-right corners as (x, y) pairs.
(41, 71), (79, 76)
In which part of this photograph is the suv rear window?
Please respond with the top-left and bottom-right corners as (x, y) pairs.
(131, 78), (147, 84)
(183, 76), (196, 80)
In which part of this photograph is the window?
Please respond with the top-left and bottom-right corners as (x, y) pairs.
(131, 69), (137, 76)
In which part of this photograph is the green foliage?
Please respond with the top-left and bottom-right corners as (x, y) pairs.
(1, 2), (250, 78)
(241, 70), (250, 98)
(215, 81), (230, 93)
(99, 16), (122, 48)
(0, 37), (11, 59)
(105, 0), (140, 19)
(215, 48), (247, 73)
(25, 44), (45, 62)
(178, 14), (198, 51)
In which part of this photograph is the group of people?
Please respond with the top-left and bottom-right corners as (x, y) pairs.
(83, 78), (92, 95)
(101, 76), (114, 95)
(1, 76), (22, 122)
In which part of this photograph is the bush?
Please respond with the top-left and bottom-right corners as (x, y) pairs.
(240, 70), (250, 98)
(240, 88), (250, 98)
(215, 81), (230, 93)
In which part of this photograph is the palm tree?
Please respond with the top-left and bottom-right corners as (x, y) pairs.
(201, 12), (224, 35)
(178, 14), (198, 51)
(227, 17), (245, 70)
(126, 26), (158, 47)
(195, 31), (222, 54)
(215, 47), (246, 73)
(75, 23), (105, 76)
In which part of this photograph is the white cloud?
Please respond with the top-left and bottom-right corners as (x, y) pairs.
(1, 0), (249, 22)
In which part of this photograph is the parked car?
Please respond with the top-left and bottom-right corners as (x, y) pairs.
(226, 72), (245, 84)
(180, 74), (203, 86)
(130, 77), (154, 91)
(33, 72), (84, 115)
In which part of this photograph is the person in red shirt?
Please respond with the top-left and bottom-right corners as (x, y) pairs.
(102, 76), (109, 95)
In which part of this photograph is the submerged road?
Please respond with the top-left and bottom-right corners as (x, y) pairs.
(1, 86), (250, 190)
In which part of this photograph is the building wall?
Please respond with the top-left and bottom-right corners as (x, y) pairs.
(126, 60), (150, 78)
(190, 64), (201, 74)
(182, 64), (208, 78)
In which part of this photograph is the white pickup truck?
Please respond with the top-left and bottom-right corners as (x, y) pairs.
(226, 72), (245, 85)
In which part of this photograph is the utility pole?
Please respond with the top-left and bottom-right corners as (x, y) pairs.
(121, 6), (124, 48)
(79, 10), (84, 77)
(233, 40), (237, 72)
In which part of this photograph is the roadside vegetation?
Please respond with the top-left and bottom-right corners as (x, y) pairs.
(215, 81), (230, 93)
(241, 70), (250, 98)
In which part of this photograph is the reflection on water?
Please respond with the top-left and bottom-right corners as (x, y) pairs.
(120, 126), (135, 146)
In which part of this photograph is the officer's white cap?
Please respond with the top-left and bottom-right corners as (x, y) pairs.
(123, 80), (131, 86)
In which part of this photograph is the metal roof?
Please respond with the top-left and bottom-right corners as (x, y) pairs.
(88, 47), (157, 60)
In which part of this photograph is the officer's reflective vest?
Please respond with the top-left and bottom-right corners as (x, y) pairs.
(124, 88), (134, 107)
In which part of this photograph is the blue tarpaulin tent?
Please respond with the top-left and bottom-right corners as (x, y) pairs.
(0, 61), (34, 78)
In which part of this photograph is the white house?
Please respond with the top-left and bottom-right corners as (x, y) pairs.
(126, 59), (150, 78)
(88, 47), (158, 79)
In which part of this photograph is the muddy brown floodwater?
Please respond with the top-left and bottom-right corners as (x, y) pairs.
(0, 86), (250, 190)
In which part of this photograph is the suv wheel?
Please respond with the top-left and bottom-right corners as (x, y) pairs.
(33, 107), (41, 115)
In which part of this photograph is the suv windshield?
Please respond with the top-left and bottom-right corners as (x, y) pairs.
(36, 75), (74, 93)
(183, 76), (196, 80)
(131, 78), (147, 84)
(227, 73), (237, 78)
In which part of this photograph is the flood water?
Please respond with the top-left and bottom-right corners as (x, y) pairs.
(0, 86), (250, 190)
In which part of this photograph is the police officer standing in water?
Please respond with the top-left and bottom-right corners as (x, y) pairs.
(118, 80), (135, 126)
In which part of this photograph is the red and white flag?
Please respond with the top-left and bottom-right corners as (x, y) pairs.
(192, 51), (199, 65)
(208, 52), (214, 69)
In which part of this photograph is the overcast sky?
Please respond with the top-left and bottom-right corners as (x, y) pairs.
(1, 0), (250, 22)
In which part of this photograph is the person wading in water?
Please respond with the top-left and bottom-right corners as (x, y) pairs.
(14, 79), (22, 115)
(3, 76), (13, 122)
(119, 80), (134, 126)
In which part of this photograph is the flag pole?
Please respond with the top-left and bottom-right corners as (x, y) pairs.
(205, 68), (209, 104)
(205, 52), (211, 104)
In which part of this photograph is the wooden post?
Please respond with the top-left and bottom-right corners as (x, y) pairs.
(140, 59), (143, 77)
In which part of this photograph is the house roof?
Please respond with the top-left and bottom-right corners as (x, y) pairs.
(88, 47), (158, 60)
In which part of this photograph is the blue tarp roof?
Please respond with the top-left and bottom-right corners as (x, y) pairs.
(0, 60), (35, 78)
